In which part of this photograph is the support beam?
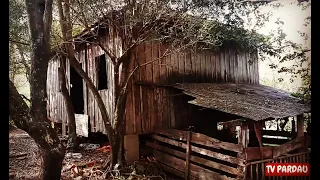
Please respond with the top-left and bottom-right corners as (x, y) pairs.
(238, 125), (249, 149)
(296, 114), (305, 152)
(253, 121), (264, 159)
(279, 117), (289, 131)
(218, 118), (248, 129)
(291, 117), (296, 139)
(185, 130), (192, 180)
(237, 125), (248, 178)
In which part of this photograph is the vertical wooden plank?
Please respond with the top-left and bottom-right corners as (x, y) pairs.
(229, 48), (234, 82)
(243, 52), (248, 83)
(238, 124), (249, 179)
(184, 51), (192, 82)
(241, 51), (246, 83)
(166, 47), (173, 84)
(190, 51), (196, 82)
(292, 117), (296, 139)
(251, 52), (255, 84)
(152, 42), (160, 83)
(255, 52), (260, 84)
(128, 47), (136, 134)
(158, 44), (167, 129)
(146, 43), (153, 132)
(133, 47), (141, 134)
(87, 45), (95, 132)
(108, 55), (113, 126)
(207, 52), (213, 82)
(172, 51), (179, 82)
(97, 91), (101, 133)
(235, 50), (240, 83)
(297, 114), (305, 152)
(47, 61), (51, 120)
(152, 43), (159, 131)
(225, 49), (230, 82)
(139, 43), (147, 133)
(246, 52), (252, 84)
(91, 45), (98, 132)
(82, 50), (88, 116)
(101, 92), (105, 133)
(198, 51), (203, 82)
(199, 51), (204, 82)
(125, 86), (133, 134)
(185, 130), (192, 180)
(165, 49), (173, 128)
(251, 52), (256, 84)
(204, 50), (210, 82)
(192, 50), (198, 82)
(220, 50), (225, 82)
(214, 52), (220, 82)
(233, 49), (239, 83)
(178, 51), (185, 82)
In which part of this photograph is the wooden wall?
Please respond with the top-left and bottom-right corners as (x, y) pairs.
(125, 42), (259, 135)
(47, 30), (259, 136)
(46, 26), (122, 135)
(47, 57), (63, 123)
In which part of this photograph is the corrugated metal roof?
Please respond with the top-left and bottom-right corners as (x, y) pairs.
(174, 83), (310, 121)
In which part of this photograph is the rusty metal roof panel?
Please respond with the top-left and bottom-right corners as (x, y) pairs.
(174, 83), (310, 121)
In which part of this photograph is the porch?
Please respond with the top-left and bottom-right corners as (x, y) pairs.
(146, 128), (311, 180)
(145, 83), (310, 179)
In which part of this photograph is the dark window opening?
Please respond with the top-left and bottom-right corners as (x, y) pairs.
(70, 63), (84, 114)
(96, 54), (108, 90)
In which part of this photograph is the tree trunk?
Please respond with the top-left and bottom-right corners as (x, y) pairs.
(9, 80), (66, 180)
(42, 151), (65, 179)
(58, 66), (78, 150)
(23, 0), (66, 179)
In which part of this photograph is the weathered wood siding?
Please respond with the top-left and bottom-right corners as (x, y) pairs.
(47, 27), (122, 135)
(47, 57), (63, 123)
(47, 35), (259, 136)
(125, 42), (259, 135)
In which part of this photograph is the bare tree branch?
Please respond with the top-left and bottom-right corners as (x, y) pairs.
(9, 39), (30, 46)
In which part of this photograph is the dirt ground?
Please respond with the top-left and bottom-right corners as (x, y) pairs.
(9, 128), (42, 180)
(9, 128), (177, 180)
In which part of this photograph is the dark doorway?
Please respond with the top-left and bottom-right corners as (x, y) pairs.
(70, 63), (84, 114)
(96, 54), (108, 90)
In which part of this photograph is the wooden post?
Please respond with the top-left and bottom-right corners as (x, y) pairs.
(291, 117), (296, 139)
(124, 134), (139, 164)
(253, 121), (264, 159)
(239, 125), (249, 149)
(185, 126), (193, 180)
(297, 114), (305, 152)
(238, 124), (249, 179)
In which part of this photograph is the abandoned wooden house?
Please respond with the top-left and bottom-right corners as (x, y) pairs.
(47, 12), (311, 180)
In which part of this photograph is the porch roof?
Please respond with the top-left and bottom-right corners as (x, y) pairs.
(174, 83), (310, 121)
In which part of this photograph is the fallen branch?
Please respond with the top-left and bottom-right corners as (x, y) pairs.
(9, 153), (29, 158)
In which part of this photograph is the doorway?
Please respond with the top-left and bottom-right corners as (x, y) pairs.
(70, 64), (84, 114)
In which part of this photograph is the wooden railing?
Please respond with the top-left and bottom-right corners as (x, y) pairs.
(147, 129), (245, 180)
(245, 151), (311, 180)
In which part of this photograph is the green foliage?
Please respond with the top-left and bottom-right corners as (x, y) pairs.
(9, 118), (16, 129)
(9, 0), (31, 83)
